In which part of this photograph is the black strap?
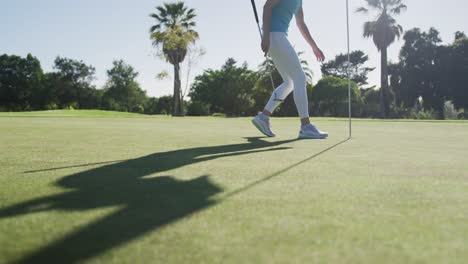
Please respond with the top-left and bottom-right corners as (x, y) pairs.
(273, 93), (284, 102)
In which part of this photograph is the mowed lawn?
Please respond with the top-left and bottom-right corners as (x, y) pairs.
(0, 111), (467, 264)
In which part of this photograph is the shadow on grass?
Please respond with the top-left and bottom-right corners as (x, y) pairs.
(222, 138), (351, 199)
(1, 137), (350, 263)
(0, 137), (296, 264)
(23, 160), (128, 174)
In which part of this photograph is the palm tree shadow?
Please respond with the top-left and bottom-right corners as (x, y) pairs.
(0, 137), (295, 264)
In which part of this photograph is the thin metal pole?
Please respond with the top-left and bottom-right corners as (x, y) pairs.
(346, 0), (352, 138)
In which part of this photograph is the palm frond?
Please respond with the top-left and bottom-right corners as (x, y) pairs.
(149, 24), (161, 34)
(150, 1), (200, 62)
(390, 4), (407, 14)
(393, 24), (404, 39)
(149, 13), (162, 22)
(363, 21), (377, 38)
(365, 0), (383, 10)
(156, 6), (167, 18)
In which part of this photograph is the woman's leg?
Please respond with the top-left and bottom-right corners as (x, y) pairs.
(263, 77), (293, 116)
(266, 32), (310, 124)
(256, 33), (328, 138)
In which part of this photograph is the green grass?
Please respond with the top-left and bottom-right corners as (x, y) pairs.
(0, 110), (147, 117)
(0, 113), (467, 263)
(1, 109), (466, 123)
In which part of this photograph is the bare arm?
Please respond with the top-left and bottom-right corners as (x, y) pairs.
(295, 7), (325, 62)
(261, 0), (281, 55)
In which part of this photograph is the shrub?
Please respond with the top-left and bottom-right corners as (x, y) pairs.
(45, 103), (59, 110)
(389, 103), (410, 119)
(362, 89), (381, 118)
(444, 101), (460, 120)
(63, 102), (79, 110)
(457, 111), (467, 120)
(311, 76), (363, 117)
(187, 101), (210, 116)
(132, 104), (145, 114)
(410, 109), (437, 120)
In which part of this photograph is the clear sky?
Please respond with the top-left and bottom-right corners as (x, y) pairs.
(1, 0), (467, 97)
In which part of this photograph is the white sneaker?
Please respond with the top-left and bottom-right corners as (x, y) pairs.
(252, 112), (276, 137)
(299, 123), (328, 139)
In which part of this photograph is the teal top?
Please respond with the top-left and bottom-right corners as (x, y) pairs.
(269, 0), (302, 33)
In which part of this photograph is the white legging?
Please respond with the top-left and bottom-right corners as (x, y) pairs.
(264, 32), (309, 118)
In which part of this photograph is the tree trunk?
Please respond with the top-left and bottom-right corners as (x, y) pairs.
(173, 63), (184, 116)
(380, 47), (389, 118)
(77, 87), (81, 109)
(435, 96), (445, 120)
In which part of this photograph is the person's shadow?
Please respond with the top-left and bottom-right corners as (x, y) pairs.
(0, 137), (295, 264)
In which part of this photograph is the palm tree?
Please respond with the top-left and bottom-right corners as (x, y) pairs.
(150, 1), (198, 116)
(357, 0), (406, 118)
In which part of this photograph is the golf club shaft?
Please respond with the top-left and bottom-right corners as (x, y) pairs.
(251, 0), (276, 90)
(256, 24), (263, 41)
(257, 24), (276, 90)
(251, 0), (260, 23)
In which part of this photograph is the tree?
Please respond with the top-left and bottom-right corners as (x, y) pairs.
(144, 97), (159, 115)
(155, 45), (206, 103)
(387, 61), (403, 106)
(357, 0), (406, 118)
(186, 101), (210, 116)
(150, 1), (199, 116)
(102, 60), (146, 113)
(143, 95), (174, 115)
(189, 58), (256, 116)
(321, 50), (375, 87)
(399, 28), (449, 119)
(53, 57), (96, 108)
(156, 95), (173, 115)
(38, 72), (67, 110)
(0, 54), (42, 111)
(311, 76), (362, 117)
(362, 88), (381, 117)
(450, 33), (468, 112)
(182, 45), (206, 100)
(80, 86), (104, 110)
(455, 31), (466, 41)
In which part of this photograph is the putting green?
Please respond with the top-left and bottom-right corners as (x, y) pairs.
(0, 113), (467, 263)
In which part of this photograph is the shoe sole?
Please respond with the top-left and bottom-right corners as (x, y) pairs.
(251, 119), (275, 137)
(298, 133), (328, 139)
